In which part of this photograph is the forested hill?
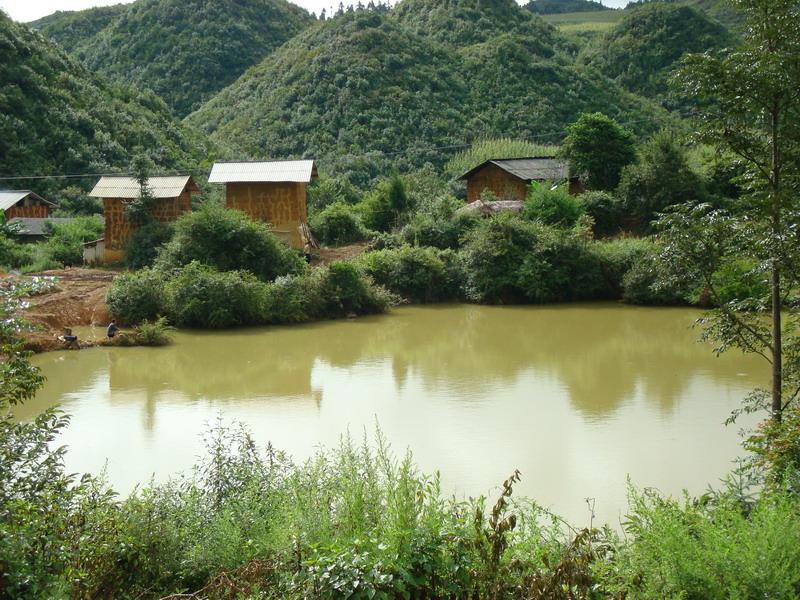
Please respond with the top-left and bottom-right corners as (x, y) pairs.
(580, 3), (734, 100)
(393, 0), (557, 47)
(31, 0), (315, 117)
(0, 13), (207, 198)
(187, 3), (669, 186)
(28, 4), (128, 53)
(526, 0), (612, 14)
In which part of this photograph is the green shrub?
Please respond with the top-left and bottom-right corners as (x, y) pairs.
(459, 216), (605, 304)
(156, 203), (306, 282)
(582, 191), (624, 238)
(124, 222), (174, 269)
(603, 490), (800, 599)
(621, 247), (687, 305)
(357, 246), (462, 303)
(309, 202), (369, 246)
(360, 176), (411, 232)
(592, 237), (658, 297)
(261, 274), (320, 324)
(133, 316), (175, 346)
(400, 210), (478, 250)
(164, 262), (266, 328)
(311, 261), (396, 318)
(708, 258), (769, 306)
(308, 177), (362, 213)
(106, 268), (168, 324)
(42, 216), (104, 266)
(0, 236), (35, 270)
(522, 185), (586, 228)
(459, 215), (541, 303)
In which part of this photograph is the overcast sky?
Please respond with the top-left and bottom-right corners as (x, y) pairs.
(1, 0), (628, 23)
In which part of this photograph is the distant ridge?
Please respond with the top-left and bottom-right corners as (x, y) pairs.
(526, 0), (612, 14)
(29, 0), (315, 117)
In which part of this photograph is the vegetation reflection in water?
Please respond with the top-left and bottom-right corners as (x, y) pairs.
(20, 303), (764, 525)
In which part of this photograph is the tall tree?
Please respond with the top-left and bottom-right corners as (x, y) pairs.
(561, 113), (637, 191)
(664, 0), (800, 428)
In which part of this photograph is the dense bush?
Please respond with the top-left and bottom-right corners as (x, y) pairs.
(581, 191), (624, 238)
(400, 209), (478, 250)
(522, 185), (586, 228)
(459, 215), (607, 304)
(107, 260), (394, 328)
(40, 217), (104, 267)
(360, 176), (412, 232)
(357, 246), (463, 303)
(164, 262), (267, 328)
(309, 202), (369, 246)
(592, 237), (660, 297)
(308, 177), (362, 213)
(124, 221), (174, 269)
(617, 131), (707, 230)
(155, 203), (306, 282)
(105, 268), (168, 325)
(603, 490), (800, 598)
(620, 244), (688, 305)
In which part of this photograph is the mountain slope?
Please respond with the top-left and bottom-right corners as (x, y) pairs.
(580, 3), (734, 100)
(188, 8), (668, 185)
(0, 13), (206, 197)
(526, 0), (612, 14)
(35, 0), (315, 117)
(28, 4), (127, 53)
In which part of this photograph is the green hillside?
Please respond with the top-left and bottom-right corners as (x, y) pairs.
(580, 3), (734, 100)
(0, 13), (207, 197)
(188, 6), (668, 186)
(28, 4), (127, 52)
(526, 0), (612, 14)
(35, 0), (315, 117)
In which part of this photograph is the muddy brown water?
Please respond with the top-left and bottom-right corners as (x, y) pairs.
(17, 303), (765, 526)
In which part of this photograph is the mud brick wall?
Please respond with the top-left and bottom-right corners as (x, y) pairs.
(225, 182), (308, 248)
(466, 164), (528, 203)
(5, 205), (50, 219)
(104, 190), (192, 252)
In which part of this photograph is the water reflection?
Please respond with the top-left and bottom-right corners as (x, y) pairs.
(18, 304), (765, 525)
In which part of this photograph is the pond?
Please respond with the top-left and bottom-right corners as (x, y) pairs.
(17, 303), (765, 526)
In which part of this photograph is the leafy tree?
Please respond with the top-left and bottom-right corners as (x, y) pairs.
(361, 176), (411, 232)
(562, 113), (637, 191)
(663, 0), (800, 440)
(125, 154), (156, 226)
(617, 130), (707, 229)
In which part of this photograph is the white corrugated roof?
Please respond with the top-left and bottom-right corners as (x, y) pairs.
(89, 176), (196, 199)
(208, 160), (318, 183)
(0, 190), (52, 211)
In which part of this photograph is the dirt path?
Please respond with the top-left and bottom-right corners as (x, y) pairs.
(13, 268), (118, 352)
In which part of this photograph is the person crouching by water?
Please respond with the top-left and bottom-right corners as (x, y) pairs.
(107, 320), (119, 339)
(59, 327), (79, 350)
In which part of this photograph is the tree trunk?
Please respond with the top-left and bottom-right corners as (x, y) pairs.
(772, 263), (783, 422)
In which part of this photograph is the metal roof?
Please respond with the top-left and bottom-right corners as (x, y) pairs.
(88, 176), (197, 199)
(208, 160), (318, 184)
(458, 157), (570, 182)
(0, 190), (54, 211)
(8, 217), (76, 236)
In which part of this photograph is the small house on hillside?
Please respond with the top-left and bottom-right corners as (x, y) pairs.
(0, 190), (55, 219)
(208, 160), (318, 249)
(458, 157), (582, 203)
(89, 175), (198, 263)
(8, 217), (75, 243)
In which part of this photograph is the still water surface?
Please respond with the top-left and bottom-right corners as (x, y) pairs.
(18, 304), (765, 525)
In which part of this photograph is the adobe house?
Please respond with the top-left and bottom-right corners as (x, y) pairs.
(458, 157), (583, 203)
(208, 160), (318, 249)
(0, 190), (55, 219)
(89, 175), (198, 263)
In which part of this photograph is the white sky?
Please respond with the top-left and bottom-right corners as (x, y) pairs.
(1, 0), (628, 23)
